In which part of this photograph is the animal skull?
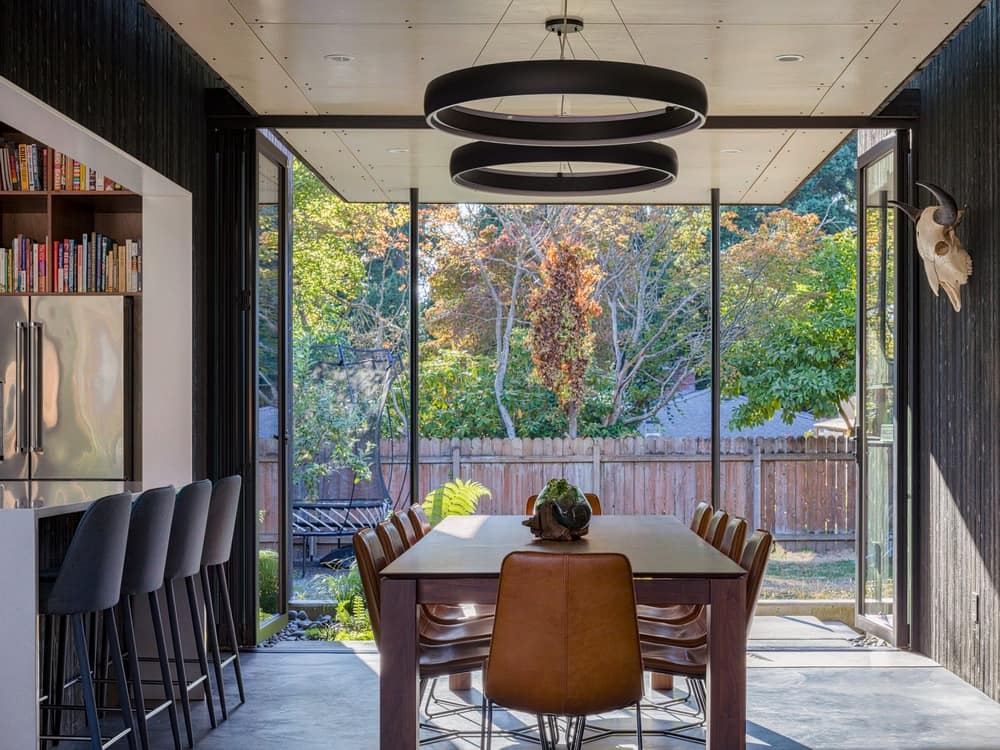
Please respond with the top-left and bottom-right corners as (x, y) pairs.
(888, 182), (971, 312)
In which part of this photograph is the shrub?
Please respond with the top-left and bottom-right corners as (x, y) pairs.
(422, 478), (492, 526)
(259, 549), (280, 615)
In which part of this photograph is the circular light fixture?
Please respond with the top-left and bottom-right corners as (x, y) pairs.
(324, 53), (354, 63)
(775, 54), (805, 63)
(450, 141), (678, 196)
(425, 59), (708, 145)
(544, 15), (585, 34)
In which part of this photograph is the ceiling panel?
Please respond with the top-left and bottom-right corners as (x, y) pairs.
(611, 0), (897, 26)
(230, 0), (511, 25)
(741, 130), (850, 204)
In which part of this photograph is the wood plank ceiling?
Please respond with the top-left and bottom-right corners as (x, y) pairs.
(149, 0), (983, 203)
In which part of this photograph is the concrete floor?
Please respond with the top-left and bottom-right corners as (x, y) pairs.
(146, 617), (1000, 749)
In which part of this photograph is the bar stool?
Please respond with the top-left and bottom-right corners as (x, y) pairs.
(120, 486), (182, 750)
(200, 475), (246, 721)
(39, 492), (137, 750)
(163, 480), (217, 747)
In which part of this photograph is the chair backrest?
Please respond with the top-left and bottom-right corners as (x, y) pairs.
(524, 492), (602, 516)
(121, 486), (176, 596)
(163, 480), (213, 581)
(703, 509), (729, 546)
(719, 516), (748, 562)
(353, 528), (388, 646)
(375, 519), (406, 562)
(407, 505), (431, 539)
(739, 529), (774, 634)
(390, 511), (419, 549)
(689, 501), (711, 537)
(201, 475), (242, 567)
(485, 552), (643, 717)
(47, 492), (133, 614)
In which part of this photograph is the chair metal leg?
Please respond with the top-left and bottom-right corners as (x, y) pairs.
(216, 565), (246, 703)
(53, 614), (68, 743)
(72, 613), (102, 750)
(636, 700), (644, 750)
(120, 597), (149, 750)
(148, 591), (182, 750)
(164, 581), (194, 748)
(485, 700), (493, 750)
(185, 575), (218, 729)
(41, 614), (52, 750)
(479, 694), (487, 749)
(201, 566), (228, 721)
(103, 608), (138, 750)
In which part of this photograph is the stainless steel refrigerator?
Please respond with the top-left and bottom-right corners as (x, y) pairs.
(0, 296), (130, 508)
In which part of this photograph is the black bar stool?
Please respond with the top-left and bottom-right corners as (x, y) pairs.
(120, 486), (182, 750)
(163, 480), (217, 747)
(200, 475), (246, 720)
(39, 492), (137, 750)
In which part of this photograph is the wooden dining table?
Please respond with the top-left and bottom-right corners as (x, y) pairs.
(379, 514), (748, 749)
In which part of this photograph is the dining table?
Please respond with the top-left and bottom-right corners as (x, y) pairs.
(379, 513), (748, 749)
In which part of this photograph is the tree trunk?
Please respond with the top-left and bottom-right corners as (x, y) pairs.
(566, 403), (579, 439)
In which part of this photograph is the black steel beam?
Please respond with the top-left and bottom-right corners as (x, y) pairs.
(711, 187), (721, 511)
(409, 188), (420, 508)
(206, 114), (918, 131)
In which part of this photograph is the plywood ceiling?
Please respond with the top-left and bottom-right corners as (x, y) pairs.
(149, 0), (982, 203)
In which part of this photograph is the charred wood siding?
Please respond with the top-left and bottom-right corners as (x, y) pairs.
(0, 0), (226, 476)
(915, 0), (1000, 700)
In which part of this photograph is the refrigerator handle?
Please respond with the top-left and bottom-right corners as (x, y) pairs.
(15, 321), (28, 454)
(30, 322), (43, 454)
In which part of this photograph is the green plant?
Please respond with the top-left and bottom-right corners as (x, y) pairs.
(258, 549), (280, 615)
(422, 478), (492, 525)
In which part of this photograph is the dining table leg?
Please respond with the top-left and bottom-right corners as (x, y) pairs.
(380, 577), (419, 750)
(706, 576), (747, 750)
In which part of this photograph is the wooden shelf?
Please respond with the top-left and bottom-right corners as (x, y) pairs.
(0, 292), (141, 297)
(0, 190), (136, 197)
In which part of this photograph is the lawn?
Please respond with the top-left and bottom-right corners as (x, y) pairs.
(761, 545), (855, 599)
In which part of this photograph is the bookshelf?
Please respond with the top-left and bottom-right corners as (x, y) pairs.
(0, 125), (142, 296)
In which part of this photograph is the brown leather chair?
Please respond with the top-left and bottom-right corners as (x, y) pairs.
(689, 501), (711, 537)
(391, 511), (419, 548)
(408, 504), (432, 539)
(702, 509), (729, 546)
(640, 530), (773, 732)
(524, 492), (602, 516)
(637, 516), (747, 626)
(482, 552), (644, 749)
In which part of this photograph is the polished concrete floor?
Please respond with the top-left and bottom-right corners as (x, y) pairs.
(146, 617), (1000, 749)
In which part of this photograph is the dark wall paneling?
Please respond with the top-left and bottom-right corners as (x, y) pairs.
(915, 0), (1000, 700)
(0, 0), (227, 476)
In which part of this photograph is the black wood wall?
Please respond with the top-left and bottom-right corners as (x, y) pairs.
(915, 0), (1000, 701)
(0, 0), (227, 476)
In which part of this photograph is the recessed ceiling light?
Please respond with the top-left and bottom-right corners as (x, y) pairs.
(720, 148), (742, 154)
(387, 147), (410, 154)
(324, 53), (354, 63)
(775, 54), (805, 63)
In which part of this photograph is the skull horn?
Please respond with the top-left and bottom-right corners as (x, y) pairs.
(886, 199), (922, 224)
(917, 182), (959, 226)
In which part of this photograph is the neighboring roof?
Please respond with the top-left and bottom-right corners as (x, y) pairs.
(148, 0), (983, 204)
(642, 389), (814, 438)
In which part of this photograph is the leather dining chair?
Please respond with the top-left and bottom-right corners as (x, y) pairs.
(640, 529), (773, 741)
(408, 504), (432, 539)
(689, 501), (711, 538)
(524, 492), (602, 516)
(353, 528), (489, 744)
(702, 509), (729, 546)
(391, 511), (420, 548)
(482, 552), (644, 750)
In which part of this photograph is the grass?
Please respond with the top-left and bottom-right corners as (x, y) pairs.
(760, 545), (855, 600)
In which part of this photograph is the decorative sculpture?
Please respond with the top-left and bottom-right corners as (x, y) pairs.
(523, 478), (592, 541)
(888, 182), (971, 312)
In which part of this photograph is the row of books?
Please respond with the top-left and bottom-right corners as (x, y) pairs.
(0, 234), (142, 294)
(0, 139), (127, 192)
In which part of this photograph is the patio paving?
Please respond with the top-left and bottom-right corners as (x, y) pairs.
(147, 616), (1000, 749)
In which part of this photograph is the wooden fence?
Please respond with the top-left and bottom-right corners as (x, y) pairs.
(262, 436), (856, 551)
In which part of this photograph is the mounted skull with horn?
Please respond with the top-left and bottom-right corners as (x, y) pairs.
(888, 182), (971, 312)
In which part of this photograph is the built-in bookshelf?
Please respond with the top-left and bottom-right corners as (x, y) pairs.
(0, 125), (141, 296)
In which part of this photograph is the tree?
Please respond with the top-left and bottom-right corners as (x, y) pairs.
(723, 228), (856, 428)
(528, 240), (603, 438)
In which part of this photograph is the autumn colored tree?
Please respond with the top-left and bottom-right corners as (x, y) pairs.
(528, 240), (603, 438)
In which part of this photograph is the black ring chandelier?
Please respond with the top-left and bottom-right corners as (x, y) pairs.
(450, 141), (679, 196)
(425, 59), (708, 146)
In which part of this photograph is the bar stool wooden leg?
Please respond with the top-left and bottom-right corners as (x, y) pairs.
(184, 575), (218, 728)
(216, 565), (245, 703)
(201, 566), (229, 720)
(164, 581), (194, 748)
(651, 673), (674, 691)
(120, 596), (150, 750)
(149, 591), (182, 750)
(104, 607), (139, 750)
